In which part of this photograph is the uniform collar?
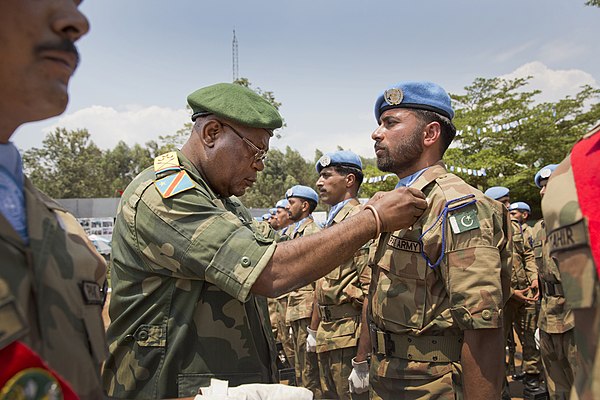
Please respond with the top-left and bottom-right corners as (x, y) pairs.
(408, 161), (447, 191)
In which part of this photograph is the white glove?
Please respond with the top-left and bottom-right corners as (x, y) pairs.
(348, 357), (369, 394)
(196, 378), (313, 400)
(306, 327), (317, 353)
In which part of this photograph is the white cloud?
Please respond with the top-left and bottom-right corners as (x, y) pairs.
(44, 105), (190, 149)
(500, 61), (599, 103)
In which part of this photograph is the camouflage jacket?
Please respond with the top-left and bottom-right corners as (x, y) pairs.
(0, 177), (107, 400)
(509, 219), (538, 292)
(285, 217), (321, 323)
(369, 162), (512, 379)
(532, 219), (574, 333)
(542, 125), (600, 399)
(315, 198), (371, 353)
(102, 151), (278, 399)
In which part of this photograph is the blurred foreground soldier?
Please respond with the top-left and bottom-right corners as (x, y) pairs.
(102, 83), (428, 399)
(532, 164), (577, 399)
(0, 2), (108, 399)
(284, 185), (323, 397)
(358, 81), (512, 399)
(542, 123), (600, 399)
(486, 187), (541, 397)
(309, 151), (370, 399)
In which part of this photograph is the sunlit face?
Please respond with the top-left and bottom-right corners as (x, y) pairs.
(0, 0), (89, 133)
(286, 197), (308, 222)
(268, 214), (280, 230)
(497, 196), (511, 208)
(371, 109), (425, 174)
(214, 121), (270, 197)
(276, 207), (291, 228)
(316, 166), (348, 206)
(510, 209), (527, 224)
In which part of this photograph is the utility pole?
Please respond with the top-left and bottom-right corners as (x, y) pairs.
(232, 29), (239, 82)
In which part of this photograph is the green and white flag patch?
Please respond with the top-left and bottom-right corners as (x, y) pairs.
(449, 208), (479, 234)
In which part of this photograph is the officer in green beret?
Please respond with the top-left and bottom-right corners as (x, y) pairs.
(103, 82), (429, 399)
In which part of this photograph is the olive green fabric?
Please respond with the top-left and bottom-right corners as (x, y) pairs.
(102, 150), (278, 399)
(187, 83), (283, 131)
(0, 178), (108, 400)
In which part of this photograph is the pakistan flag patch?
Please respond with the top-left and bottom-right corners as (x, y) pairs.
(449, 207), (479, 234)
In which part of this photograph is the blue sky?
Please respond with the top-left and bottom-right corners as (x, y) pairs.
(13, 0), (600, 160)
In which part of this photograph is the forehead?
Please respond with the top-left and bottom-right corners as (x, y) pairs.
(380, 108), (417, 121)
(320, 166), (343, 176)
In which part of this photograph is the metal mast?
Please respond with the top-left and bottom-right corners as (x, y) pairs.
(232, 29), (239, 82)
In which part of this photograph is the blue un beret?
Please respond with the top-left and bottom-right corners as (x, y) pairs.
(315, 150), (363, 173)
(374, 81), (454, 123)
(286, 185), (319, 203)
(484, 186), (510, 200)
(268, 208), (277, 215)
(261, 213), (271, 221)
(509, 202), (531, 213)
(534, 164), (559, 188)
(275, 199), (289, 209)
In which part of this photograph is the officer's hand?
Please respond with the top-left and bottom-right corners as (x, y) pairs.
(306, 327), (317, 353)
(512, 287), (536, 304)
(348, 357), (369, 394)
(367, 187), (428, 232)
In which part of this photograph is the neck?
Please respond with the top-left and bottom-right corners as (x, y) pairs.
(396, 154), (440, 179)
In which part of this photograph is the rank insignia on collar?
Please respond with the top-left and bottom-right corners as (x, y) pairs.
(319, 155), (331, 168)
(155, 170), (195, 198)
(449, 208), (479, 234)
(384, 88), (403, 105)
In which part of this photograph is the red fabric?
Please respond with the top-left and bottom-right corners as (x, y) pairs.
(571, 129), (600, 278)
(0, 341), (78, 399)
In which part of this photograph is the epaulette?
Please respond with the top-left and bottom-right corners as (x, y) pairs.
(434, 173), (479, 209)
(153, 152), (195, 198)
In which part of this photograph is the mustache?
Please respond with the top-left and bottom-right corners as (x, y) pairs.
(35, 39), (80, 67)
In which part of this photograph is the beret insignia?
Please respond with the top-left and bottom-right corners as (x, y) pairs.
(286, 188), (293, 197)
(540, 168), (552, 179)
(318, 155), (331, 168)
(384, 88), (403, 105)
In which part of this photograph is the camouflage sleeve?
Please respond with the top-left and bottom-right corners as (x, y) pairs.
(523, 231), (538, 283)
(135, 186), (276, 302)
(444, 199), (511, 330)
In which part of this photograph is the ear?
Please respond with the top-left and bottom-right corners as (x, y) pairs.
(301, 200), (310, 213)
(423, 121), (441, 149)
(201, 120), (222, 148)
(345, 173), (356, 188)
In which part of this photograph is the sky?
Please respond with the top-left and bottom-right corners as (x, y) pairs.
(13, 0), (600, 161)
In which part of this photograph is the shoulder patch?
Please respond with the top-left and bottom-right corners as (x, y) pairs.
(154, 170), (195, 198)
(154, 151), (180, 175)
(449, 206), (479, 234)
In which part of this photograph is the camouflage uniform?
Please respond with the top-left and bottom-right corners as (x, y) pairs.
(503, 219), (541, 377)
(542, 125), (600, 400)
(103, 151), (278, 399)
(0, 177), (108, 400)
(267, 294), (296, 373)
(368, 162), (512, 399)
(285, 217), (322, 396)
(532, 219), (576, 399)
(315, 198), (371, 400)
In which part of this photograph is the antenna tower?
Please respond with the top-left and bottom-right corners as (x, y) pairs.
(232, 30), (239, 82)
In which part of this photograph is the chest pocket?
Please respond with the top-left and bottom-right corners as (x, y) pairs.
(371, 228), (428, 330)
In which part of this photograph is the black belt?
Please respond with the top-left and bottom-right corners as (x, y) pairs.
(318, 303), (360, 322)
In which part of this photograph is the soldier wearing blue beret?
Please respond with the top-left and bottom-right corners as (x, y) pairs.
(275, 199), (292, 236)
(485, 186), (511, 206)
(105, 82), (428, 399)
(356, 81), (514, 399)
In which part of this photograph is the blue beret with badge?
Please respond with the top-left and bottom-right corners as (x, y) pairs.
(285, 185), (319, 203)
(261, 213), (271, 221)
(509, 201), (531, 213)
(374, 81), (454, 123)
(534, 164), (559, 188)
(275, 199), (289, 209)
(315, 150), (363, 173)
(484, 186), (510, 200)
(269, 208), (277, 215)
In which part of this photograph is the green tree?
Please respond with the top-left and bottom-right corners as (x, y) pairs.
(23, 128), (107, 198)
(586, 0), (600, 6)
(102, 141), (154, 196)
(446, 76), (600, 217)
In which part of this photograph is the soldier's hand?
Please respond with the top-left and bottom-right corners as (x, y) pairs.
(512, 287), (536, 304)
(306, 327), (317, 353)
(367, 187), (428, 232)
(348, 357), (369, 394)
(530, 279), (540, 301)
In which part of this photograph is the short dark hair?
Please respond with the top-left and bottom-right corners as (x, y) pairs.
(413, 109), (456, 155)
(306, 199), (318, 213)
(332, 165), (364, 188)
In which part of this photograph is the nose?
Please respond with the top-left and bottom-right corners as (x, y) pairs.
(52, 2), (90, 42)
(316, 176), (324, 187)
(371, 125), (384, 141)
(540, 185), (547, 196)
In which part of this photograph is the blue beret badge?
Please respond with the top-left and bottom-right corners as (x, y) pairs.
(318, 155), (331, 168)
(384, 88), (403, 106)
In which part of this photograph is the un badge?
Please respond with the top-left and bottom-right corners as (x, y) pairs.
(384, 88), (403, 105)
(318, 155), (331, 168)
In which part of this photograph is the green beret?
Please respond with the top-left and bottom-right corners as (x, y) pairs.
(187, 83), (283, 133)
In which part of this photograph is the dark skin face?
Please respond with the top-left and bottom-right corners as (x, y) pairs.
(497, 195), (511, 208)
(286, 197), (310, 222)
(316, 166), (355, 206)
(181, 117), (270, 198)
(509, 209), (528, 224)
(276, 207), (291, 229)
(0, 0), (89, 142)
